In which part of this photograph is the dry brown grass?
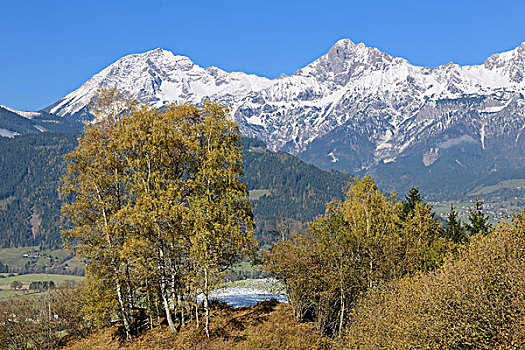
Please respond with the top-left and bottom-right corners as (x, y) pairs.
(63, 300), (335, 350)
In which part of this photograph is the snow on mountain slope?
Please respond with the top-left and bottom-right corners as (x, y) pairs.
(45, 40), (525, 172)
(0, 104), (41, 119)
(48, 48), (272, 118)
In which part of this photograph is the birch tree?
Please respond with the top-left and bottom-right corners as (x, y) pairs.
(189, 102), (256, 338)
(60, 112), (135, 340)
(61, 91), (257, 339)
(117, 104), (202, 333)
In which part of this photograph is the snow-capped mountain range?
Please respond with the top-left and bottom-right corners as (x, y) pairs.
(30, 40), (525, 179)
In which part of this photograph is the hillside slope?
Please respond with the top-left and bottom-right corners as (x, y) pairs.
(0, 133), (348, 248)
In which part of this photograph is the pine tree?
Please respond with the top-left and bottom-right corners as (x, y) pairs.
(400, 186), (423, 220)
(445, 203), (467, 244)
(465, 199), (492, 236)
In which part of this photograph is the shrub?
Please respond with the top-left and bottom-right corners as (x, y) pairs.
(346, 210), (525, 349)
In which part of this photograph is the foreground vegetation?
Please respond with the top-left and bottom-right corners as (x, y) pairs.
(0, 286), (87, 349)
(2, 207), (520, 349)
(347, 212), (525, 349)
(64, 300), (333, 350)
(60, 91), (257, 340)
(266, 178), (455, 336)
(266, 177), (524, 348)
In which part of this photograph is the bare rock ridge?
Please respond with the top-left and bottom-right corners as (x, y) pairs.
(36, 40), (525, 177)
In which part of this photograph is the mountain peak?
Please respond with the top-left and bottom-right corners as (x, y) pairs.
(331, 38), (356, 48)
(301, 38), (393, 79)
(151, 47), (167, 53)
(122, 47), (174, 59)
(481, 42), (525, 77)
(141, 47), (172, 55)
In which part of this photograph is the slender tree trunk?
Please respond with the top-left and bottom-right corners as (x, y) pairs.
(160, 274), (176, 333)
(195, 302), (200, 328)
(145, 278), (154, 329)
(115, 271), (132, 340)
(179, 294), (185, 328)
(97, 187), (132, 340)
(339, 284), (345, 338)
(369, 257), (373, 289)
(155, 292), (161, 327)
(204, 268), (210, 338)
(156, 226), (176, 333)
(124, 264), (134, 318)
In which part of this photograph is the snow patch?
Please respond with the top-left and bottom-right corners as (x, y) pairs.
(0, 104), (41, 119)
(455, 159), (466, 168)
(480, 125), (486, 150)
(438, 135), (477, 149)
(422, 148), (439, 166)
(0, 128), (16, 138)
(481, 105), (506, 113)
(328, 151), (339, 163)
(199, 279), (287, 307)
(246, 115), (266, 127)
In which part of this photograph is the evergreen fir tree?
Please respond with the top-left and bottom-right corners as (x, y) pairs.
(465, 199), (492, 236)
(445, 203), (467, 244)
(400, 186), (423, 220)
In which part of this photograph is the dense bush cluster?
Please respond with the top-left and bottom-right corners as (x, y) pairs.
(266, 177), (524, 349)
(265, 177), (454, 336)
(347, 210), (525, 349)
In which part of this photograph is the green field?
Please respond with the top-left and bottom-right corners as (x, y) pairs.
(469, 179), (525, 196)
(249, 189), (271, 201)
(0, 246), (83, 275)
(0, 289), (27, 299)
(0, 273), (84, 287)
(0, 273), (84, 299)
(0, 246), (66, 264)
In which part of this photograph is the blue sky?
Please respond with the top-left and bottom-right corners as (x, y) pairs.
(1, 0), (524, 111)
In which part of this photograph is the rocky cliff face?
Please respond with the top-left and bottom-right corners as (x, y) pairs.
(44, 40), (525, 180)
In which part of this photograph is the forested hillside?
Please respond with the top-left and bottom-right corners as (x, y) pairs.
(0, 133), (78, 247)
(0, 133), (349, 248)
(242, 138), (349, 242)
(0, 106), (82, 136)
